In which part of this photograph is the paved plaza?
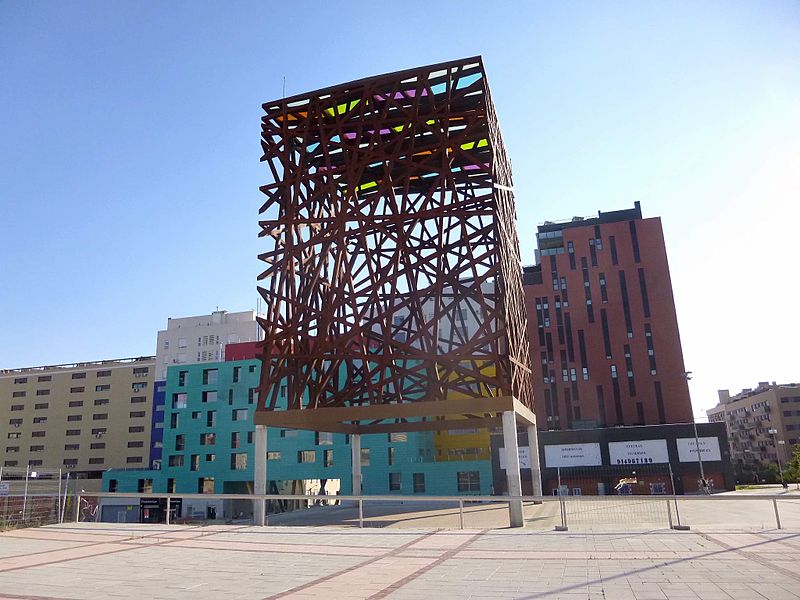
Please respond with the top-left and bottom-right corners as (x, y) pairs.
(1, 516), (800, 600)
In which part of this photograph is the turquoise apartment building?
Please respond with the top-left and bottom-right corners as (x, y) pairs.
(101, 356), (492, 521)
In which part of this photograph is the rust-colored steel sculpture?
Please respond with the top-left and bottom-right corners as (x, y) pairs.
(256, 56), (533, 434)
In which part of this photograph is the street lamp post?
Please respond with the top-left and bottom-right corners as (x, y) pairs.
(684, 372), (706, 484)
(768, 429), (785, 486)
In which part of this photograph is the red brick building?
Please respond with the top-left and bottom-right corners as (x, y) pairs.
(523, 202), (692, 429)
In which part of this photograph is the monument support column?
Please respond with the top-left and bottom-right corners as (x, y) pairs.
(527, 424), (543, 502)
(351, 434), (362, 500)
(503, 411), (524, 527)
(254, 425), (267, 526)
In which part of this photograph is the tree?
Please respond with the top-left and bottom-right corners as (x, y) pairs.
(784, 444), (800, 487)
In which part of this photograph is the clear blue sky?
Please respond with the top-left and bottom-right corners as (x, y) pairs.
(1, 1), (798, 416)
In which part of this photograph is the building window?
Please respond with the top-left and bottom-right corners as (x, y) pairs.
(231, 453), (248, 470)
(72, 372), (86, 380)
(30, 445), (45, 452)
(5, 446), (20, 453)
(9, 419), (23, 427)
(205, 453), (216, 462)
(28, 460), (43, 467)
(7, 432), (21, 439)
(94, 398), (109, 406)
(127, 457), (143, 464)
(175, 435), (185, 450)
(69, 400), (84, 407)
(97, 370), (111, 377)
(231, 432), (241, 449)
(199, 477), (214, 494)
(70, 387), (84, 393)
(137, 478), (153, 493)
(457, 471), (481, 492)
(131, 396), (146, 404)
(172, 393), (187, 409)
(133, 367), (149, 377)
(315, 431), (334, 445)
(168, 455), (184, 467)
(33, 416), (47, 424)
(90, 442), (105, 449)
(132, 382), (147, 392)
(388, 447), (395, 465)
(389, 472), (401, 491)
(232, 409), (248, 421)
(202, 369), (219, 385)
(233, 367), (241, 383)
(36, 389), (50, 396)
(388, 432), (408, 443)
(14, 377), (27, 384)
(32, 431), (46, 438)
(200, 433), (216, 446)
(202, 390), (218, 403)
(38, 375), (51, 382)
(413, 473), (426, 493)
(323, 449), (333, 467)
(171, 413), (180, 428)
(190, 455), (200, 471)
(94, 413), (110, 420)
(4, 461), (18, 467)
(267, 451), (281, 460)
(95, 385), (110, 393)
(360, 448), (371, 467)
(247, 387), (259, 404)
(91, 427), (106, 436)
(128, 441), (144, 448)
(206, 411), (215, 427)
(67, 415), (82, 422)
(12, 391), (26, 398)
(297, 450), (316, 463)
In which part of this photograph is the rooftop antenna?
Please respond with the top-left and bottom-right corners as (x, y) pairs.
(283, 76), (286, 98)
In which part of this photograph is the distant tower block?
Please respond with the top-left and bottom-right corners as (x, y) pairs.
(256, 56), (534, 438)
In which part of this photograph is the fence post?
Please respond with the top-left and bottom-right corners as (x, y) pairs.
(22, 465), (30, 523)
(459, 499), (464, 530)
(666, 499), (673, 529)
(555, 494), (568, 531)
(57, 468), (62, 526)
(75, 494), (81, 523)
(166, 496), (170, 525)
(358, 498), (363, 528)
(773, 498), (782, 530)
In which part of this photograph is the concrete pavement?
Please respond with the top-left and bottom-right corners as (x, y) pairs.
(1, 521), (800, 599)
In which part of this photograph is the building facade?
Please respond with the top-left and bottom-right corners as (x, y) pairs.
(522, 202), (692, 429)
(491, 423), (734, 496)
(102, 356), (492, 521)
(149, 309), (263, 469)
(155, 310), (261, 381)
(707, 382), (800, 472)
(1, 357), (155, 480)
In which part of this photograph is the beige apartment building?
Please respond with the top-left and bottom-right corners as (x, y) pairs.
(707, 382), (800, 470)
(1, 357), (155, 478)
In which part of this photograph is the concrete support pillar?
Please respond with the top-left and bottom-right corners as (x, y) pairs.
(253, 425), (267, 526)
(527, 425), (543, 500)
(351, 433), (362, 499)
(502, 411), (524, 527)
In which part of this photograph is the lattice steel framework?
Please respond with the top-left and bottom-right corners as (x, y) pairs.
(256, 57), (533, 433)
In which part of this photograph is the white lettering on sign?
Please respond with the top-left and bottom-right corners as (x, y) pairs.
(544, 443), (602, 467)
(677, 437), (722, 462)
(608, 439), (669, 465)
(0, 482), (9, 496)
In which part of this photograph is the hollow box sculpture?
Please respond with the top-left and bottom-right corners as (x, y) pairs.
(254, 56), (539, 524)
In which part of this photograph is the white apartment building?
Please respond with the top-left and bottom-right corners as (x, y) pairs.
(155, 310), (262, 380)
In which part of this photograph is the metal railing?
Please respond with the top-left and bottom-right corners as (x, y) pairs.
(70, 491), (800, 532)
